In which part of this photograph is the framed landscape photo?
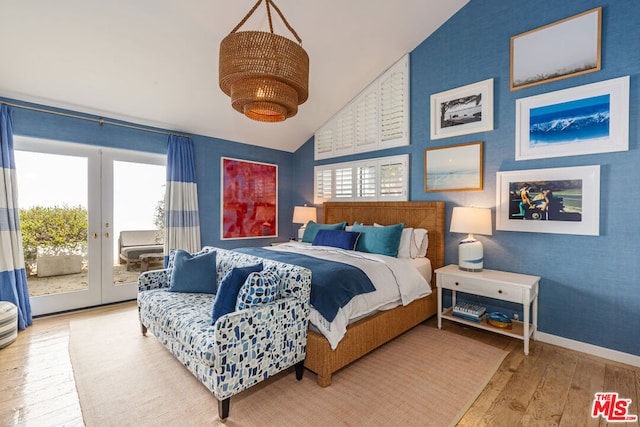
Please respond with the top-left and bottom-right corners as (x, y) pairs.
(424, 141), (483, 192)
(510, 7), (601, 91)
(430, 78), (493, 140)
(515, 76), (629, 161)
(221, 157), (278, 239)
(495, 165), (600, 236)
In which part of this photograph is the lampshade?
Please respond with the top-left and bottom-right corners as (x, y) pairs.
(292, 206), (317, 224)
(450, 207), (493, 236)
(219, 0), (309, 123)
(450, 207), (492, 272)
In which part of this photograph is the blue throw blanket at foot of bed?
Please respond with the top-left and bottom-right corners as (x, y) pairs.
(234, 247), (375, 323)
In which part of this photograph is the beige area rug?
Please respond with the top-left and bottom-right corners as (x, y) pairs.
(69, 310), (507, 427)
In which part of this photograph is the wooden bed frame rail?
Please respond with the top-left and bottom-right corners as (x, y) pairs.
(303, 201), (445, 386)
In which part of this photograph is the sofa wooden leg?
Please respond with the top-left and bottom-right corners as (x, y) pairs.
(140, 323), (147, 336)
(295, 361), (305, 380)
(218, 398), (230, 420)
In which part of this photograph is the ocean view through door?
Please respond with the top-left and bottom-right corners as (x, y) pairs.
(15, 137), (165, 315)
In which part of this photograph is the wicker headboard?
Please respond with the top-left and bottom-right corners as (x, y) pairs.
(322, 201), (445, 284)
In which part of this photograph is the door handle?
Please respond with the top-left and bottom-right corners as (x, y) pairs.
(93, 233), (98, 239)
(104, 232), (110, 239)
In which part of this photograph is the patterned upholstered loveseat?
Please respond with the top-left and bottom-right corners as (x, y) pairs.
(137, 247), (312, 420)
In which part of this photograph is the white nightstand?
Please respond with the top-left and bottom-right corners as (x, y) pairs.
(435, 264), (540, 355)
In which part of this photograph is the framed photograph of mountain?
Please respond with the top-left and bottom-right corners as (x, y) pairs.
(515, 76), (629, 161)
(221, 157), (278, 239)
(495, 165), (600, 236)
(430, 78), (494, 140)
(510, 7), (601, 91)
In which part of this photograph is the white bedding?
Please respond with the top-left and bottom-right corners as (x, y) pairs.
(267, 242), (432, 350)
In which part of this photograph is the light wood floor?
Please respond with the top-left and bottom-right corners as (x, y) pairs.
(1, 302), (639, 426)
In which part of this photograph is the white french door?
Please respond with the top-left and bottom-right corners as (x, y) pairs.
(14, 137), (165, 316)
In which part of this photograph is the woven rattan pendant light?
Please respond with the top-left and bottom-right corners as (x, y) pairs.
(219, 0), (309, 123)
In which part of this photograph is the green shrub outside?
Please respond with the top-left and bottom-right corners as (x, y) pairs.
(20, 205), (88, 268)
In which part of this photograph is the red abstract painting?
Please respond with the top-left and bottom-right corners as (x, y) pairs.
(221, 157), (278, 239)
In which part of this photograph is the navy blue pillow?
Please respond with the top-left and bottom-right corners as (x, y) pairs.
(211, 262), (263, 325)
(168, 249), (217, 294)
(312, 229), (361, 250)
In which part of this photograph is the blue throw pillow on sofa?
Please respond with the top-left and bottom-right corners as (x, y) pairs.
(301, 221), (347, 243)
(312, 229), (361, 250)
(168, 249), (217, 294)
(211, 262), (263, 325)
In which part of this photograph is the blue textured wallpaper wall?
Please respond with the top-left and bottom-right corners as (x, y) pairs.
(294, 0), (640, 357)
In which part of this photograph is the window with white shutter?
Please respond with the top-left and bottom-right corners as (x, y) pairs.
(314, 155), (408, 203)
(334, 167), (353, 198)
(314, 55), (409, 159)
(315, 168), (333, 202)
(380, 66), (406, 144)
(379, 158), (407, 200)
(315, 127), (333, 158)
(355, 92), (378, 151)
(356, 164), (377, 198)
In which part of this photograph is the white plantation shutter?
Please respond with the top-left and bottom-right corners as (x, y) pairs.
(380, 66), (407, 145)
(335, 167), (353, 198)
(314, 155), (407, 202)
(315, 127), (333, 158)
(315, 168), (333, 202)
(355, 91), (378, 151)
(356, 164), (377, 198)
(334, 108), (354, 153)
(379, 158), (407, 199)
(314, 55), (409, 159)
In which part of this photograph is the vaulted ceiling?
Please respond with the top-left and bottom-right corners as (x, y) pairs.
(0, 0), (468, 152)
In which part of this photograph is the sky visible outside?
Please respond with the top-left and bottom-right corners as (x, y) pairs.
(15, 151), (165, 260)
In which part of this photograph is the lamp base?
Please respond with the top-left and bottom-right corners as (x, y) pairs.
(297, 226), (305, 240)
(458, 235), (484, 272)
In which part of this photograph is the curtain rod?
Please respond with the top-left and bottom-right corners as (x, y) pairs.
(1, 100), (192, 139)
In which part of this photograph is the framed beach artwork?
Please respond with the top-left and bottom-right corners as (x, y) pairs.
(221, 157), (278, 239)
(515, 76), (629, 161)
(495, 165), (600, 236)
(430, 79), (493, 140)
(424, 141), (483, 192)
(510, 7), (601, 91)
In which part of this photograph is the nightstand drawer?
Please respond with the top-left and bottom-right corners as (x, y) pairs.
(439, 275), (525, 303)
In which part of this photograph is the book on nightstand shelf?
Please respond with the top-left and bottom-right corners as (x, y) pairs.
(452, 302), (486, 322)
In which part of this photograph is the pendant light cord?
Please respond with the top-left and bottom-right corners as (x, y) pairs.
(229, 0), (302, 44)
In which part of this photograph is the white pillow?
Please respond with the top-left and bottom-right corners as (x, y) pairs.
(411, 228), (429, 258)
(374, 223), (412, 258)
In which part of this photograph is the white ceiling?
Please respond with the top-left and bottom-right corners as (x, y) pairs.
(0, 0), (468, 152)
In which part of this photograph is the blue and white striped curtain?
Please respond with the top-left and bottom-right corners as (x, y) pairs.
(164, 135), (201, 264)
(0, 105), (32, 329)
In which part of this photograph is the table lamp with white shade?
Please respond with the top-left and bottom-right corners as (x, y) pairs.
(292, 205), (317, 240)
(450, 207), (493, 272)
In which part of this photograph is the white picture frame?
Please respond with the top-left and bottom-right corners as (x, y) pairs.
(515, 76), (629, 161)
(496, 165), (600, 236)
(430, 78), (494, 140)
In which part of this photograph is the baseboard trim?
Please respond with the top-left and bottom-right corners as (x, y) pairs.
(536, 331), (640, 368)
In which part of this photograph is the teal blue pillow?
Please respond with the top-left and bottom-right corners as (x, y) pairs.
(301, 221), (347, 243)
(211, 263), (263, 325)
(168, 249), (217, 293)
(351, 223), (405, 257)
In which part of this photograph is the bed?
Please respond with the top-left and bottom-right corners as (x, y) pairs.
(280, 201), (445, 386)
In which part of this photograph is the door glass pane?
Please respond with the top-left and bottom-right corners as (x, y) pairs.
(15, 151), (89, 297)
(113, 161), (165, 285)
